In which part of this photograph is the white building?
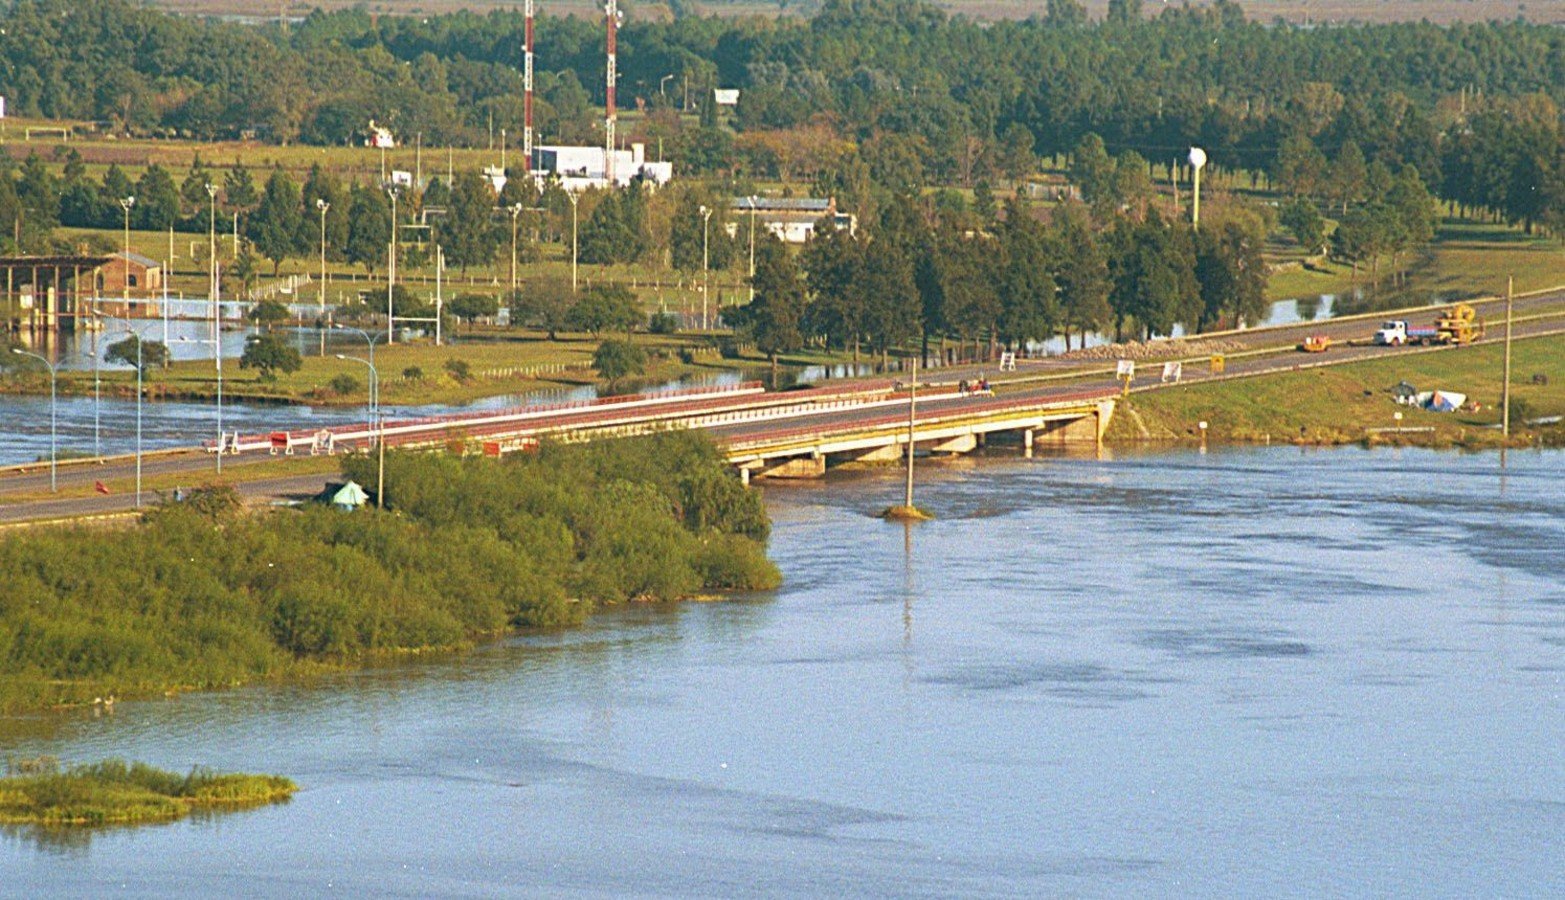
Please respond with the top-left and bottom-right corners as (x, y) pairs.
(728, 197), (857, 244)
(533, 143), (673, 192)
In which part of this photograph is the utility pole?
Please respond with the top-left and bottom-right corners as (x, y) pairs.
(568, 191), (580, 293)
(317, 198), (330, 356)
(905, 356), (917, 510)
(1502, 274), (1514, 439)
(748, 196), (757, 304)
(699, 204), (712, 330)
(509, 203), (524, 299)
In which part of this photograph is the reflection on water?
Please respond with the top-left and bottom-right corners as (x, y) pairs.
(1, 447), (1561, 896)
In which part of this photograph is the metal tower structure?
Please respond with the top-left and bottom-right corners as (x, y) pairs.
(524, 0), (534, 169)
(605, 0), (619, 184)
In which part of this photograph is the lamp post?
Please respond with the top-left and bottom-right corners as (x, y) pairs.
(316, 198), (330, 356)
(747, 195), (758, 305)
(11, 348), (58, 493)
(101, 317), (155, 507)
(206, 183), (223, 474)
(509, 202), (525, 300)
(336, 353), (383, 509)
(119, 196), (136, 308)
(334, 324), (383, 417)
(698, 204), (712, 330)
(567, 190), (580, 293)
(386, 187), (400, 344)
(659, 73), (673, 98)
(173, 335), (223, 473)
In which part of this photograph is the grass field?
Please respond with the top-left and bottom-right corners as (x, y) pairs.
(34, 329), (720, 407)
(1112, 333), (1565, 446)
(1265, 220), (1564, 307)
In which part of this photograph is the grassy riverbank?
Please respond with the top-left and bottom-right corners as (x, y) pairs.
(0, 758), (295, 826)
(1265, 221), (1563, 305)
(1112, 334), (1565, 446)
(0, 432), (779, 714)
(6, 332), (726, 408)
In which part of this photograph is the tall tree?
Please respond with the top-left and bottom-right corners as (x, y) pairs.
(345, 183), (392, 275)
(248, 169), (304, 276)
(735, 235), (806, 381)
(439, 170), (500, 272)
(134, 164), (180, 232)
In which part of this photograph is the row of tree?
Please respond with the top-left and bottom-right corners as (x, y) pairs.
(1, 0), (1562, 218)
(732, 195), (1271, 375)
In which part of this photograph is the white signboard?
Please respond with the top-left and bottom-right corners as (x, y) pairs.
(1160, 361), (1182, 383)
(1116, 360), (1135, 379)
(713, 89), (740, 106)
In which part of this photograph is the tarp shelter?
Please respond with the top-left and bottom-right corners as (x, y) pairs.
(1427, 390), (1466, 413)
(319, 481), (369, 511)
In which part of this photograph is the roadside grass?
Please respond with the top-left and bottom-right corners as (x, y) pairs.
(0, 758), (295, 827)
(0, 454), (342, 507)
(1114, 334), (1565, 445)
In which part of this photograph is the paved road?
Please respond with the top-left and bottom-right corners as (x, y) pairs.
(0, 472), (335, 525)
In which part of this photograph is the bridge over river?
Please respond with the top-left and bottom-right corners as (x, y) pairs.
(231, 377), (1118, 483)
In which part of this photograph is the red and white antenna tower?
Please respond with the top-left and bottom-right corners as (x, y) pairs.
(605, 0), (619, 184)
(524, 0), (534, 169)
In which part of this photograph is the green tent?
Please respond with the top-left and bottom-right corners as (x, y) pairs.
(324, 480), (369, 511)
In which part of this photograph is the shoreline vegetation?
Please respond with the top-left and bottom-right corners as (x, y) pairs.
(0, 431), (779, 714)
(0, 757), (295, 827)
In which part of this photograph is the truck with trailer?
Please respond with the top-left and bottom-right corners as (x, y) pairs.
(1373, 304), (1484, 347)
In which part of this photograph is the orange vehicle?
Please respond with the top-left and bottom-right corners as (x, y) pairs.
(1298, 334), (1333, 353)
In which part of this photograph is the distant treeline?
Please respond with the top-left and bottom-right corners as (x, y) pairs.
(0, 432), (779, 713)
(0, 0), (1562, 222)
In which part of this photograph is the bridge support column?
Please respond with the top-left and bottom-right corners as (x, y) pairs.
(1023, 428), (1034, 459)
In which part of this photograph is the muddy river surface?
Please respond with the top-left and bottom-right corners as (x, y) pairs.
(2, 447), (1561, 897)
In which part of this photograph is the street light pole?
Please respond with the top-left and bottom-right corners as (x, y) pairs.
(206, 183), (222, 473)
(386, 188), (399, 344)
(119, 196), (136, 309)
(11, 348), (58, 493)
(334, 324), (383, 417)
(699, 204), (712, 330)
(336, 353), (383, 508)
(747, 196), (757, 305)
(317, 198), (330, 357)
(567, 191), (580, 293)
(509, 202), (524, 300)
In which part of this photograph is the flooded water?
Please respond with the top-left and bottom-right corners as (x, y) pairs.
(1, 446), (1561, 897)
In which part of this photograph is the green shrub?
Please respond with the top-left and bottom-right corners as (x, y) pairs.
(328, 373), (361, 396)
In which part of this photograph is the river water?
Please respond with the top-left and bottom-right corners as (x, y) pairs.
(1, 446), (1561, 897)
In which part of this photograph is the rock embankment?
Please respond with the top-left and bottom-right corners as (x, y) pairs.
(1058, 337), (1248, 362)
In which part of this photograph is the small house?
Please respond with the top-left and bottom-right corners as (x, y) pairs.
(97, 251), (163, 296)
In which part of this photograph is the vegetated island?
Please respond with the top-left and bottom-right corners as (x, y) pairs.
(0, 431), (779, 714)
(0, 757), (296, 827)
